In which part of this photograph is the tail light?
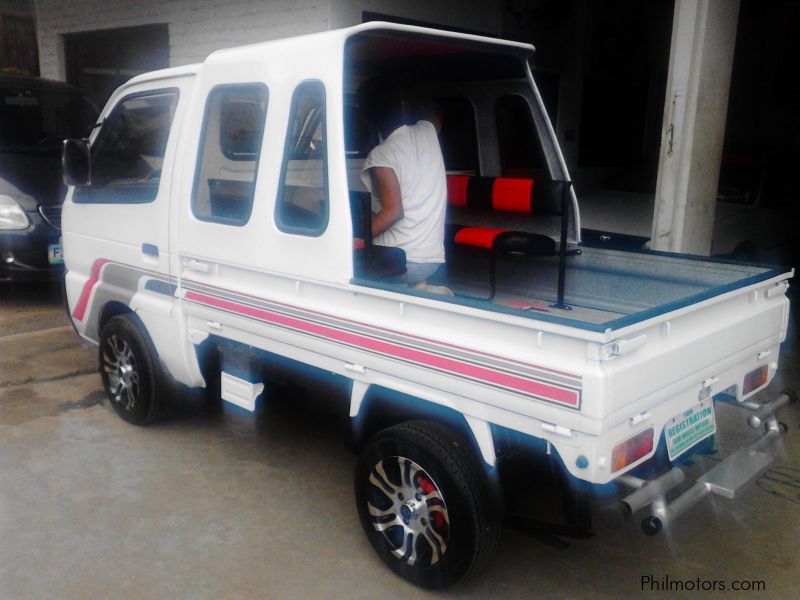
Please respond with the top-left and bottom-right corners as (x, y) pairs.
(612, 428), (654, 473)
(743, 365), (769, 396)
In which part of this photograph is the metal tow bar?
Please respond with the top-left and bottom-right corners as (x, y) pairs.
(602, 389), (795, 536)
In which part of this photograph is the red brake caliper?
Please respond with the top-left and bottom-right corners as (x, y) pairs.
(418, 475), (446, 531)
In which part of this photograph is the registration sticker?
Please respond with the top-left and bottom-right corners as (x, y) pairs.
(48, 243), (63, 265)
(665, 398), (716, 460)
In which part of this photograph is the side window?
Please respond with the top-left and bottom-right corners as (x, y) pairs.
(496, 94), (546, 177)
(77, 90), (179, 204)
(192, 84), (268, 226)
(276, 81), (328, 236)
(438, 97), (478, 174)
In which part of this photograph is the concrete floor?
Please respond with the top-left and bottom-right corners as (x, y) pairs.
(1, 282), (799, 599)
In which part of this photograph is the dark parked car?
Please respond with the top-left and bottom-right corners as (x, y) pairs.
(1, 74), (97, 282)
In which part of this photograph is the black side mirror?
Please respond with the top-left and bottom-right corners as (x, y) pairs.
(62, 139), (91, 186)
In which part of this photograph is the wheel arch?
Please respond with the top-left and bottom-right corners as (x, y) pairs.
(98, 300), (136, 334)
(350, 386), (472, 451)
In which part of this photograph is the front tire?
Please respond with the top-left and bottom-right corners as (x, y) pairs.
(355, 421), (499, 589)
(98, 314), (161, 425)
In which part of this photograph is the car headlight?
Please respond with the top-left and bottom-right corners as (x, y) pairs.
(0, 194), (30, 230)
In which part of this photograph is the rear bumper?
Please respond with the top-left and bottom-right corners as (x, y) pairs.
(0, 213), (63, 282)
(602, 389), (795, 534)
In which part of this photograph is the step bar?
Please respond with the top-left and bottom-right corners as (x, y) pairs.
(601, 389), (795, 535)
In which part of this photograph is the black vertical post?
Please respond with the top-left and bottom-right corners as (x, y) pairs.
(552, 180), (572, 310)
(362, 193), (373, 265)
(488, 251), (497, 301)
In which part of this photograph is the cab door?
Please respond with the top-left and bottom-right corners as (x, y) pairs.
(173, 82), (272, 342)
(63, 76), (193, 341)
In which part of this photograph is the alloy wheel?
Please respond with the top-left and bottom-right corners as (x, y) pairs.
(102, 333), (140, 411)
(365, 456), (450, 567)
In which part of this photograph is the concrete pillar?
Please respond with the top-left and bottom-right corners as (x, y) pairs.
(651, 0), (740, 255)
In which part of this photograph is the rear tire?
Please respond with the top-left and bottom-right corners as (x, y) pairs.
(355, 421), (499, 589)
(98, 314), (161, 425)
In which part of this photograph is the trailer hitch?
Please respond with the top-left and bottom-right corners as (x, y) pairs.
(602, 389), (795, 535)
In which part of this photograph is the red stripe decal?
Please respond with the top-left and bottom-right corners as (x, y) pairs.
(454, 227), (509, 249)
(492, 178), (534, 213)
(186, 290), (579, 407)
(72, 259), (111, 321)
(446, 175), (470, 207)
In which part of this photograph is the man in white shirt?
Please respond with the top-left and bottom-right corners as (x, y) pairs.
(359, 80), (448, 288)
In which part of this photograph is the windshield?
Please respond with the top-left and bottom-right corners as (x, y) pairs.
(0, 86), (97, 154)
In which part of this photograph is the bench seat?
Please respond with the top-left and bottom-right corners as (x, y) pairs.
(445, 175), (565, 299)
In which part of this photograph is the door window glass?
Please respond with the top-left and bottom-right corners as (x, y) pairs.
(192, 85), (268, 225)
(276, 81), (328, 236)
(77, 89), (178, 203)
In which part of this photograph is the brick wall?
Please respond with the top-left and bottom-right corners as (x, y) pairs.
(32, 0), (498, 80)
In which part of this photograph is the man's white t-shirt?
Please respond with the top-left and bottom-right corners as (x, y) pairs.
(360, 120), (447, 264)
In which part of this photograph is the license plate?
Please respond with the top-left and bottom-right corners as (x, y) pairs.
(48, 243), (63, 265)
(665, 398), (716, 460)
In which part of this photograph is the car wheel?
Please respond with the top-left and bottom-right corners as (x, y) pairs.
(99, 314), (161, 425)
(355, 421), (499, 589)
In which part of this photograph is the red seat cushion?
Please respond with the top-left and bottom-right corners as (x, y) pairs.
(492, 177), (534, 213)
(453, 226), (509, 249)
(446, 175), (536, 213)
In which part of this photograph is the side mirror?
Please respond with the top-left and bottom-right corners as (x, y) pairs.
(62, 139), (91, 186)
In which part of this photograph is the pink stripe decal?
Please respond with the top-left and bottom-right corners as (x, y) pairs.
(186, 290), (579, 408)
(72, 259), (111, 321)
(184, 278), (578, 378)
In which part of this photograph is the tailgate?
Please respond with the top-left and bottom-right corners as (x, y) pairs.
(599, 277), (790, 415)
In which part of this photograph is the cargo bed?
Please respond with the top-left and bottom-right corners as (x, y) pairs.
(373, 245), (792, 332)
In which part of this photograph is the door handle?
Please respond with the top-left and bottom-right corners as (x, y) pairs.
(185, 259), (210, 273)
(141, 243), (159, 257)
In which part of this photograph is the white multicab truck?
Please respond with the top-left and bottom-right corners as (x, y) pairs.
(61, 22), (794, 589)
